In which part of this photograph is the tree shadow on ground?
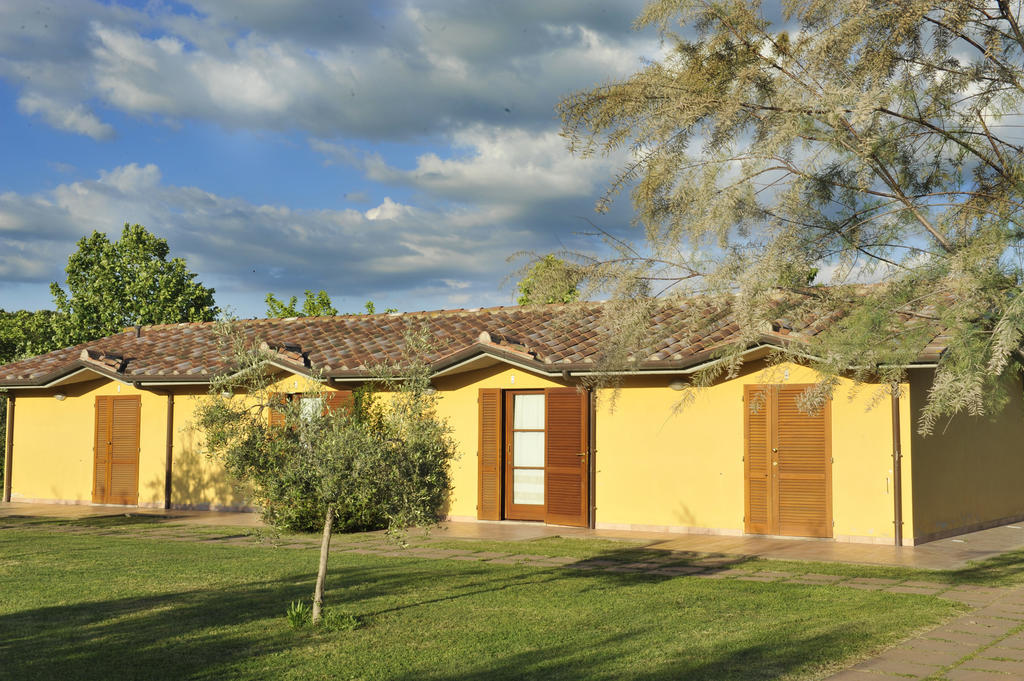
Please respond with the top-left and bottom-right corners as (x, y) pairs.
(381, 620), (877, 681)
(948, 548), (1024, 585)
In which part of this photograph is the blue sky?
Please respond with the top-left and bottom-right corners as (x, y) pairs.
(0, 0), (658, 317)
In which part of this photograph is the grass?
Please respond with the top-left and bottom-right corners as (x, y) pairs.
(8, 512), (1024, 585)
(0, 520), (964, 681)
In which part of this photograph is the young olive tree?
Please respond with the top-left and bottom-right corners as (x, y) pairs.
(559, 0), (1024, 431)
(196, 324), (455, 625)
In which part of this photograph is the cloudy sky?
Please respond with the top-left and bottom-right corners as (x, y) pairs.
(0, 0), (659, 317)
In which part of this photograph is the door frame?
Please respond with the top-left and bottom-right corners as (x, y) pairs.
(503, 389), (547, 521)
(483, 387), (592, 527)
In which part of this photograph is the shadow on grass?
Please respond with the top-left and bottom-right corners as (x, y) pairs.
(948, 548), (1024, 585)
(0, 557), (890, 681)
(382, 618), (879, 681)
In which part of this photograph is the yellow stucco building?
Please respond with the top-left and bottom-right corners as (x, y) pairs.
(2, 305), (1022, 546)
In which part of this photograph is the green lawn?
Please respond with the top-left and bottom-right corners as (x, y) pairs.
(0, 521), (963, 681)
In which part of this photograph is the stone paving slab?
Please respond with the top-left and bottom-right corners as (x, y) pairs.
(923, 629), (994, 647)
(852, 656), (941, 677)
(942, 668), (1015, 681)
(995, 632), (1024, 649)
(734, 574), (780, 582)
(791, 572), (848, 583)
(887, 585), (944, 595)
(961, 657), (1024, 674)
(981, 644), (1024, 660)
(824, 671), (905, 681)
(884, 645), (966, 667)
(904, 636), (975, 651)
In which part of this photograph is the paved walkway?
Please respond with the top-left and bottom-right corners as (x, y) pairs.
(5, 502), (1024, 569)
(827, 588), (1024, 680)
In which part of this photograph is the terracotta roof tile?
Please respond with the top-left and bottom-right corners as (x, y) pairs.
(0, 301), (948, 386)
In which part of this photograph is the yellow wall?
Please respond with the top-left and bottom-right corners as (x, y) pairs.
(909, 371), (1024, 542)
(8, 372), (352, 511)
(10, 379), (167, 507)
(8, 361), (916, 546)
(592, 362), (911, 543)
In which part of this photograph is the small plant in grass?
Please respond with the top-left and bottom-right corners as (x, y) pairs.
(286, 600), (312, 629)
(322, 610), (363, 632)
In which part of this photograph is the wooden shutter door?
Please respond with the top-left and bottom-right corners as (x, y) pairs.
(93, 397), (112, 503)
(544, 388), (589, 527)
(477, 388), (502, 520)
(268, 393), (287, 427)
(776, 386), (832, 538)
(324, 389), (354, 416)
(108, 396), (141, 505)
(744, 386), (773, 535)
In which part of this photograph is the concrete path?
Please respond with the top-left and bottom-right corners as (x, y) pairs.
(4, 501), (1024, 569)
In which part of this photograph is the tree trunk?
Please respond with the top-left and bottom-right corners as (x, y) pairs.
(311, 503), (334, 626)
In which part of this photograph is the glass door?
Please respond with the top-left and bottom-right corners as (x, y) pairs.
(504, 391), (546, 521)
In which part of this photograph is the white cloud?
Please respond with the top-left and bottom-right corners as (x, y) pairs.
(364, 124), (623, 204)
(16, 93), (114, 140)
(0, 164), (544, 310)
(0, 0), (657, 139)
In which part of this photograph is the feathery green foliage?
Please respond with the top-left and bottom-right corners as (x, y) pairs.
(559, 0), (1024, 431)
(50, 223), (217, 347)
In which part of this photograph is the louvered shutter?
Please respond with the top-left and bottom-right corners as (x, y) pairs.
(544, 388), (589, 527)
(744, 386), (772, 535)
(108, 396), (140, 505)
(477, 388), (502, 520)
(323, 389), (354, 416)
(93, 397), (112, 503)
(776, 386), (832, 538)
(268, 393), (287, 428)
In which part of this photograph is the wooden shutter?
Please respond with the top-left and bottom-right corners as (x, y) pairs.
(544, 387), (589, 527)
(323, 389), (354, 416)
(93, 397), (112, 503)
(477, 388), (502, 520)
(776, 386), (832, 538)
(744, 386), (772, 535)
(268, 393), (287, 428)
(108, 396), (141, 505)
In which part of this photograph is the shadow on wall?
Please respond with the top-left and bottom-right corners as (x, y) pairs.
(144, 425), (252, 511)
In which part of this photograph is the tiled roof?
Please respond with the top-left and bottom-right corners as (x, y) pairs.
(0, 302), (946, 387)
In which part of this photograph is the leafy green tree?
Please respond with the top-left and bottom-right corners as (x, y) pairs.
(559, 0), (1024, 431)
(265, 290), (338, 318)
(50, 224), (217, 347)
(196, 325), (455, 625)
(0, 309), (59, 364)
(264, 291), (397, 318)
(516, 255), (582, 305)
